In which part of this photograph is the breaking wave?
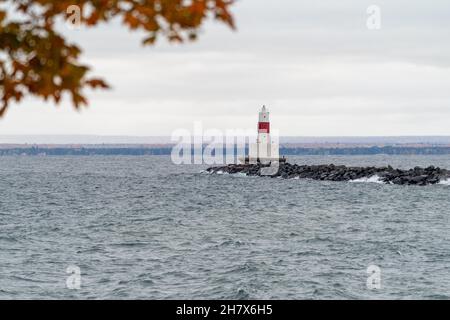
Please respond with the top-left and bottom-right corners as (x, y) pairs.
(231, 172), (248, 177)
(201, 170), (248, 178)
(350, 175), (384, 184)
(439, 178), (450, 185)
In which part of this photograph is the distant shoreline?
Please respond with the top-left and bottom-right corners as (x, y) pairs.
(2, 144), (450, 156)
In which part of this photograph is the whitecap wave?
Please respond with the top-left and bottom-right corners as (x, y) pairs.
(439, 178), (450, 185)
(231, 172), (248, 177)
(350, 175), (384, 184)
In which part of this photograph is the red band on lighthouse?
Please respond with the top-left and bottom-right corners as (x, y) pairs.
(258, 122), (270, 133)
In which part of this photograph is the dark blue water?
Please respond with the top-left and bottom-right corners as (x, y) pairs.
(0, 155), (449, 299)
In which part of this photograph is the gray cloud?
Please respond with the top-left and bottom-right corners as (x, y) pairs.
(1, 0), (450, 137)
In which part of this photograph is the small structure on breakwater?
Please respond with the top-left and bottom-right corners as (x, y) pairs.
(206, 163), (449, 185)
(241, 105), (285, 164)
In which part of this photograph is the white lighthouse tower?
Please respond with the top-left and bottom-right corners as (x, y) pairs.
(247, 106), (280, 164)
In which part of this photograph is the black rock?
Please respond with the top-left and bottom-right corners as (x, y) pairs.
(205, 162), (449, 186)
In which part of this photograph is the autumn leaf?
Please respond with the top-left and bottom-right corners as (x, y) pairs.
(0, 0), (235, 117)
(85, 79), (110, 89)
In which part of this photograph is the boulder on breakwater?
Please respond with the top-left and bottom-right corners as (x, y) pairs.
(206, 163), (449, 186)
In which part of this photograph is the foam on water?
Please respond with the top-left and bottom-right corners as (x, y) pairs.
(439, 178), (450, 185)
(350, 175), (384, 184)
(231, 172), (248, 177)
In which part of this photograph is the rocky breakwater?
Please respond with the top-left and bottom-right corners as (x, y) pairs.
(206, 163), (450, 185)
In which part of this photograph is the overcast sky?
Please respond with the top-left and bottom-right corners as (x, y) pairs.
(1, 0), (450, 138)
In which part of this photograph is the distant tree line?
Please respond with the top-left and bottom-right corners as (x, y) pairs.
(1, 146), (450, 156)
(281, 146), (450, 155)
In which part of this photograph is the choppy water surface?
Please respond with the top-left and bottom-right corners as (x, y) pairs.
(0, 155), (449, 299)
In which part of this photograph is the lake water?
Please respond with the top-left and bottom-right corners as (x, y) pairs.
(0, 155), (449, 299)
